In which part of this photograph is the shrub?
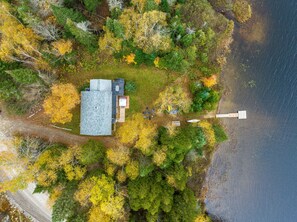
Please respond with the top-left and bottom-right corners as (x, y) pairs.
(125, 81), (137, 93)
(233, 0), (252, 23)
(213, 123), (228, 143)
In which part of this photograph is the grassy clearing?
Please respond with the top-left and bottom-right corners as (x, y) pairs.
(59, 58), (177, 134)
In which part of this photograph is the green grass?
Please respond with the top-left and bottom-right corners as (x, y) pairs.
(59, 60), (176, 134)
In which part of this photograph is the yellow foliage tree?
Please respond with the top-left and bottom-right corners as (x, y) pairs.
(195, 214), (212, 222)
(0, 2), (43, 65)
(202, 75), (217, 88)
(152, 147), (167, 166)
(134, 10), (172, 54)
(154, 57), (160, 68)
(105, 163), (117, 176)
(52, 39), (73, 56)
(99, 27), (123, 54)
(116, 170), (127, 183)
(106, 146), (130, 166)
(123, 53), (137, 64)
(154, 85), (192, 114)
(89, 206), (112, 222)
(43, 83), (80, 124)
(89, 175), (125, 220)
(198, 121), (216, 147)
(233, 0), (252, 23)
(125, 160), (139, 180)
(75, 177), (96, 207)
(116, 113), (157, 155)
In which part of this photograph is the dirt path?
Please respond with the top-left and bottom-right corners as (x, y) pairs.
(1, 116), (116, 147)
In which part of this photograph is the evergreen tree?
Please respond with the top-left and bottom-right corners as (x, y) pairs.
(51, 5), (86, 28)
(8, 68), (38, 84)
(66, 19), (98, 51)
(83, 0), (102, 12)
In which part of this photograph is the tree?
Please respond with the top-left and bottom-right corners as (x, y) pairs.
(128, 172), (174, 218)
(7, 68), (39, 84)
(79, 140), (106, 165)
(84, 0), (102, 12)
(198, 121), (216, 147)
(201, 74), (217, 88)
(43, 83), (80, 124)
(52, 39), (73, 56)
(165, 188), (198, 222)
(99, 27), (123, 54)
(89, 175), (125, 220)
(66, 19), (98, 51)
(195, 214), (212, 222)
(134, 10), (172, 54)
(52, 183), (78, 222)
(125, 160), (139, 180)
(154, 85), (192, 114)
(51, 5), (86, 28)
(88, 206), (111, 222)
(106, 146), (130, 166)
(117, 113), (157, 155)
(164, 164), (188, 191)
(0, 2), (43, 66)
(233, 0), (252, 23)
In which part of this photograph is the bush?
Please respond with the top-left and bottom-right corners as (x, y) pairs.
(213, 123), (228, 143)
(233, 0), (252, 23)
(125, 81), (137, 93)
(159, 51), (190, 72)
(8, 68), (38, 84)
(191, 87), (220, 112)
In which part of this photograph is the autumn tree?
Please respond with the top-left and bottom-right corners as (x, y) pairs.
(201, 74), (217, 88)
(0, 2), (43, 66)
(154, 84), (192, 114)
(75, 175), (125, 220)
(133, 10), (172, 54)
(116, 113), (157, 155)
(233, 0), (252, 23)
(106, 145), (130, 166)
(198, 121), (216, 147)
(52, 39), (73, 56)
(43, 83), (80, 124)
(125, 160), (139, 180)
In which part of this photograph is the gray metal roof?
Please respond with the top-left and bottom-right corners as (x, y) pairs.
(90, 79), (112, 91)
(80, 91), (112, 136)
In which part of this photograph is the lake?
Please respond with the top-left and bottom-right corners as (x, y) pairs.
(205, 0), (297, 221)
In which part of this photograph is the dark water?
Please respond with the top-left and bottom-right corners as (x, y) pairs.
(205, 0), (297, 221)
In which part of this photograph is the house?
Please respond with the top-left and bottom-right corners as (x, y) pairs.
(80, 79), (129, 136)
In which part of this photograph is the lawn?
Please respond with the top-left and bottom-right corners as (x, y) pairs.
(59, 59), (177, 134)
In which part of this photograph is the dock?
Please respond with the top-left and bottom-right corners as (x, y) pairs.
(216, 110), (247, 120)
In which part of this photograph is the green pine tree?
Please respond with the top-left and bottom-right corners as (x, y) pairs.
(66, 19), (98, 51)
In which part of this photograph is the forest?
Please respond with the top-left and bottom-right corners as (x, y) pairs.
(0, 0), (251, 221)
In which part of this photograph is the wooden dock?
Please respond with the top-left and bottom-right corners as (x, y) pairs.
(216, 110), (247, 120)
